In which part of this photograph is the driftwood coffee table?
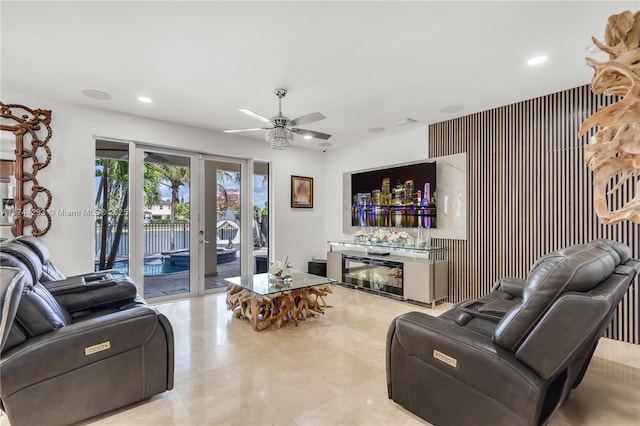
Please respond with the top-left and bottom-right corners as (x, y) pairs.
(225, 272), (336, 331)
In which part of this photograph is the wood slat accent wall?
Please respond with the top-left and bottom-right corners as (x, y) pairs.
(429, 84), (639, 344)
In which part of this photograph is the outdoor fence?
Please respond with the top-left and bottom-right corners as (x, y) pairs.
(95, 222), (190, 258)
(95, 219), (254, 260)
(217, 224), (239, 243)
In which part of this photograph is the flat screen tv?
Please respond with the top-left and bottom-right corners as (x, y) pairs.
(351, 161), (436, 228)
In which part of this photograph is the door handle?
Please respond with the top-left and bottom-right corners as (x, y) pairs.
(199, 239), (210, 244)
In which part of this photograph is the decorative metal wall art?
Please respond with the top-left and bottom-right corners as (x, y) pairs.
(580, 10), (640, 225)
(0, 102), (53, 236)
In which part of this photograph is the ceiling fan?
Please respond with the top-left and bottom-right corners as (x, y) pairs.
(224, 88), (331, 149)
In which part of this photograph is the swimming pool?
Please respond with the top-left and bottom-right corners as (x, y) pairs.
(95, 248), (237, 276)
(162, 248), (237, 273)
(95, 257), (165, 276)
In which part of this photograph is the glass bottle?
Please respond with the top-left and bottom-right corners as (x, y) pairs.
(416, 223), (427, 248)
(425, 226), (431, 248)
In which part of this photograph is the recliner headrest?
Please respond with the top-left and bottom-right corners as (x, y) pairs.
(0, 252), (34, 288)
(494, 244), (616, 352)
(14, 236), (52, 264)
(0, 243), (43, 285)
(590, 239), (631, 264)
(524, 244), (616, 298)
(13, 236), (66, 282)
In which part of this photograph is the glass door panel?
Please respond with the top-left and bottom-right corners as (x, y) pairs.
(94, 140), (130, 275)
(203, 159), (242, 291)
(253, 161), (269, 273)
(141, 150), (191, 299)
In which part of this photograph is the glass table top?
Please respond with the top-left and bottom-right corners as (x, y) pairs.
(328, 240), (447, 253)
(225, 272), (337, 296)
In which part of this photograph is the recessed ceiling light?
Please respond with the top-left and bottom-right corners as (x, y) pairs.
(368, 127), (386, 133)
(138, 96), (153, 103)
(304, 135), (312, 140)
(440, 104), (464, 114)
(81, 89), (111, 100)
(527, 55), (547, 66)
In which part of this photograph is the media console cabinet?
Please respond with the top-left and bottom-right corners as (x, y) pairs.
(327, 241), (448, 308)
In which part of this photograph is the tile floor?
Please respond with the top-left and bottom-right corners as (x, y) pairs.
(2, 286), (639, 425)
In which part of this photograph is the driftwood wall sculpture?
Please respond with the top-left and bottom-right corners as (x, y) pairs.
(579, 11), (640, 225)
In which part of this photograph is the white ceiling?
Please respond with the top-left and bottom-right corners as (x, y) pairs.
(2, 1), (637, 151)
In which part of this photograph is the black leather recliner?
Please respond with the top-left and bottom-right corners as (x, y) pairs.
(386, 240), (639, 426)
(0, 237), (175, 426)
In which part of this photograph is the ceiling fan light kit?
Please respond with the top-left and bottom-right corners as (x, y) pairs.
(224, 88), (332, 150)
(266, 127), (293, 150)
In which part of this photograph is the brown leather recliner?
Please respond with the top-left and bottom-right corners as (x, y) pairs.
(0, 238), (174, 426)
(386, 240), (639, 426)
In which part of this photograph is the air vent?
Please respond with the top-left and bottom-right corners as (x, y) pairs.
(395, 118), (418, 126)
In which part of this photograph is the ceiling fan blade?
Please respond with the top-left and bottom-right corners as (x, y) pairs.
(97, 149), (168, 163)
(289, 112), (326, 127)
(238, 109), (272, 124)
(223, 128), (270, 133)
(290, 128), (332, 140)
(95, 148), (128, 160)
(145, 152), (169, 163)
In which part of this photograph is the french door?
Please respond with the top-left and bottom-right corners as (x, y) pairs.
(127, 146), (197, 300)
(198, 156), (248, 294)
(196, 156), (271, 294)
(96, 140), (268, 300)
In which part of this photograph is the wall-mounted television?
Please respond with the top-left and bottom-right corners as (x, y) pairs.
(350, 161), (437, 228)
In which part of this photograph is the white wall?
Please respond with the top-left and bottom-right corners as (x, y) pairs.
(323, 126), (429, 244)
(3, 90), (326, 274)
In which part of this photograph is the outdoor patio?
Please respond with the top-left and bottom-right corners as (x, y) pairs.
(143, 249), (267, 298)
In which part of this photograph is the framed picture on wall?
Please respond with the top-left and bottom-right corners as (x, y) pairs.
(291, 175), (313, 208)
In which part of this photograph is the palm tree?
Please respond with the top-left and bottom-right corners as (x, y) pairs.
(146, 164), (190, 250)
(143, 165), (162, 208)
(95, 158), (128, 270)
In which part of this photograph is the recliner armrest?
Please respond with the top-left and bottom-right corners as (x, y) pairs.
(42, 275), (118, 295)
(74, 269), (122, 283)
(42, 275), (87, 293)
(477, 298), (519, 316)
(44, 270), (127, 293)
(491, 277), (526, 298)
(47, 274), (138, 314)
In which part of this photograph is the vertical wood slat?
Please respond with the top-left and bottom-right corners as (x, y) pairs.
(429, 84), (639, 344)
